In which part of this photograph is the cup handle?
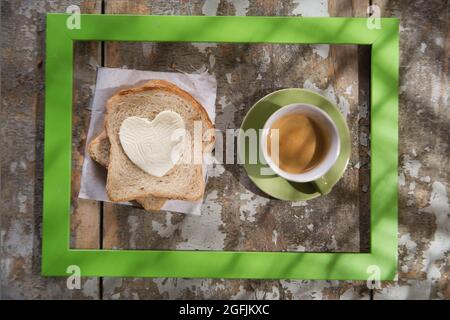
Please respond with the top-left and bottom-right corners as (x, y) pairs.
(313, 176), (332, 195)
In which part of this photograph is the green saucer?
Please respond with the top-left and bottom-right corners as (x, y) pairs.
(238, 88), (351, 201)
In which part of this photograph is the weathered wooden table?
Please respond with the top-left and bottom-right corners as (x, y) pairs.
(2, 0), (449, 299)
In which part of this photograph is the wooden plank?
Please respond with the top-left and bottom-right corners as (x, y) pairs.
(1, 0), (101, 299)
(71, 40), (102, 249)
(328, 0), (372, 299)
(100, 0), (372, 299)
(328, 0), (371, 251)
(371, 0), (450, 300)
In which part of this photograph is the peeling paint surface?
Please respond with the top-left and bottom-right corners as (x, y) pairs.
(176, 190), (226, 250)
(375, 280), (432, 300)
(151, 213), (176, 238)
(239, 189), (270, 223)
(292, 0), (329, 17)
(217, 95), (236, 128)
(403, 155), (422, 178)
(303, 79), (350, 119)
(202, 0), (220, 16)
(420, 182), (450, 282)
(311, 44), (330, 59)
(228, 0), (250, 16)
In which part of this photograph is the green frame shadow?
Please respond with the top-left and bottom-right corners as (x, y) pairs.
(43, 14), (399, 280)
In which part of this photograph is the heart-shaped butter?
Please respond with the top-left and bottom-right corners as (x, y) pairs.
(119, 111), (186, 177)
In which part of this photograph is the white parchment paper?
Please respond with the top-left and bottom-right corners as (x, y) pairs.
(78, 67), (217, 215)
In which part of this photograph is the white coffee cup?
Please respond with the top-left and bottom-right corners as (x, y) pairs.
(260, 103), (340, 194)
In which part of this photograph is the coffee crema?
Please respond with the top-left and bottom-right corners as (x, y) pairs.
(267, 113), (330, 174)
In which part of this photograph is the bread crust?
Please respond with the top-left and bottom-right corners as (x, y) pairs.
(104, 79), (213, 202)
(87, 131), (109, 167)
(136, 196), (167, 211)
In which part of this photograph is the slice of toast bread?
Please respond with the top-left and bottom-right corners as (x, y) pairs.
(105, 80), (214, 202)
(88, 131), (110, 167)
(88, 133), (167, 211)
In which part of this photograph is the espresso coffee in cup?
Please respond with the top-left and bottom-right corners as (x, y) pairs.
(267, 113), (331, 174)
(261, 103), (340, 194)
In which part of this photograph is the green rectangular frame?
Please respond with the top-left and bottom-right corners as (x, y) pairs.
(43, 14), (399, 280)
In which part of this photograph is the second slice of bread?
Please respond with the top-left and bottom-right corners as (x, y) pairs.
(88, 132), (167, 211)
(105, 80), (214, 202)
